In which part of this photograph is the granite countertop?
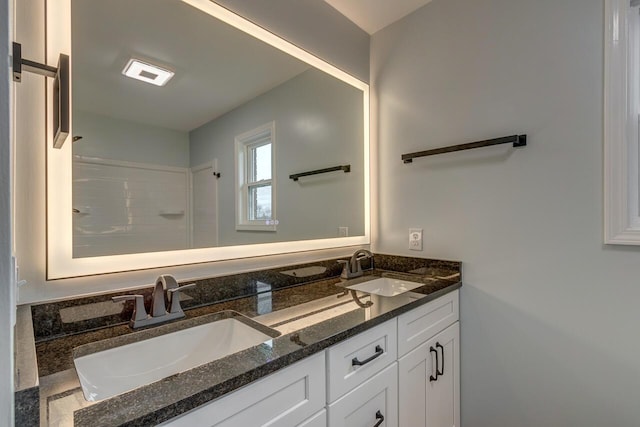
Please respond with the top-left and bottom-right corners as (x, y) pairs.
(29, 254), (461, 426)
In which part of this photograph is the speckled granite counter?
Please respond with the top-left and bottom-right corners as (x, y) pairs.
(25, 254), (461, 426)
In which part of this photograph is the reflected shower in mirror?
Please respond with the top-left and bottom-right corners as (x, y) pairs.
(70, 0), (365, 258)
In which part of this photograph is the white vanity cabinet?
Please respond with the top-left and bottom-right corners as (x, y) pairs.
(326, 319), (397, 402)
(161, 352), (326, 427)
(398, 290), (460, 427)
(161, 289), (459, 427)
(398, 323), (459, 427)
(298, 410), (327, 427)
(328, 362), (398, 427)
(326, 319), (398, 427)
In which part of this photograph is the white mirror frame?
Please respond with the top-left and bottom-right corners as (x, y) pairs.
(605, 0), (640, 244)
(46, 0), (370, 279)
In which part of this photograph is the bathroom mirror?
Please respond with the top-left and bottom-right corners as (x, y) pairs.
(46, 0), (369, 278)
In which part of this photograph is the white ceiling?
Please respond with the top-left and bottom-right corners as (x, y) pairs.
(324, 0), (433, 34)
(72, 0), (309, 132)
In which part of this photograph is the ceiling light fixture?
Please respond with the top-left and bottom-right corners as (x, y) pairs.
(122, 58), (174, 86)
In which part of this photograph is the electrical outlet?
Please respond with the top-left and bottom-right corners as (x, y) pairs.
(409, 228), (423, 251)
(338, 227), (349, 237)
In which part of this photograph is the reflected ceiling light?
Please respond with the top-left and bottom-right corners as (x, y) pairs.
(122, 59), (174, 86)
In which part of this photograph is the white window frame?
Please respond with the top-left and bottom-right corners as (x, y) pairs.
(605, 0), (640, 244)
(235, 122), (277, 231)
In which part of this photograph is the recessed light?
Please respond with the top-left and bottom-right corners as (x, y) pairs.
(122, 59), (174, 87)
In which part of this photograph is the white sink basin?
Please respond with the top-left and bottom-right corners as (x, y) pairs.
(345, 277), (425, 297)
(74, 316), (276, 402)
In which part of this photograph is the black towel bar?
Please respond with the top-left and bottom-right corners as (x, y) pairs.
(402, 134), (527, 163)
(289, 165), (351, 181)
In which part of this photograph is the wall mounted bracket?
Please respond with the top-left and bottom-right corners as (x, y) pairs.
(12, 42), (70, 149)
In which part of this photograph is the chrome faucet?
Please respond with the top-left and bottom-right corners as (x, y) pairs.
(113, 274), (195, 329)
(338, 249), (373, 279)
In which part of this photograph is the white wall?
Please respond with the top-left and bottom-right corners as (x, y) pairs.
(73, 159), (190, 257)
(190, 68), (365, 246)
(14, 0), (369, 304)
(73, 110), (190, 167)
(0, 0), (13, 421)
(71, 111), (191, 257)
(371, 0), (640, 425)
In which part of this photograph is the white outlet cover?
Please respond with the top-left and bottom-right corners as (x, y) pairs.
(409, 228), (423, 251)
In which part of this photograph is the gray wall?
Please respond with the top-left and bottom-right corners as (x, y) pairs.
(190, 68), (364, 246)
(0, 0), (14, 423)
(371, 0), (640, 425)
(215, 0), (369, 83)
(73, 110), (189, 167)
(14, 0), (370, 303)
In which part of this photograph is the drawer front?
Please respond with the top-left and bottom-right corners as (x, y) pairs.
(161, 352), (325, 427)
(327, 319), (398, 402)
(298, 409), (326, 427)
(397, 290), (458, 357)
(328, 362), (398, 427)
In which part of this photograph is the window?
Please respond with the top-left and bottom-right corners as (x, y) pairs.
(235, 122), (276, 231)
(604, 0), (640, 244)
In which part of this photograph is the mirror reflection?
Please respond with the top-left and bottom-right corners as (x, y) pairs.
(71, 0), (365, 258)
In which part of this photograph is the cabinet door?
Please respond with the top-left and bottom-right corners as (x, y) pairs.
(328, 362), (398, 427)
(161, 352), (325, 427)
(398, 322), (459, 427)
(397, 290), (458, 357)
(297, 409), (326, 427)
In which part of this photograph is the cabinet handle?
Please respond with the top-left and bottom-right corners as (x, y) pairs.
(352, 345), (384, 366)
(373, 410), (385, 427)
(429, 346), (439, 382)
(436, 342), (444, 376)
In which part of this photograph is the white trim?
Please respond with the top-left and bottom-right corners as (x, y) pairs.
(604, 0), (640, 244)
(72, 155), (190, 174)
(235, 121), (277, 232)
(1, 0), (15, 423)
(46, 0), (370, 278)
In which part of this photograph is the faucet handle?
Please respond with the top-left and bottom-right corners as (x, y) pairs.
(167, 283), (196, 315)
(337, 260), (350, 279)
(112, 294), (148, 323)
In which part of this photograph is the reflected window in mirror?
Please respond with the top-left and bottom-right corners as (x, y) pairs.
(235, 122), (276, 232)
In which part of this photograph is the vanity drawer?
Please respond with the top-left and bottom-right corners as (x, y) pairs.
(326, 318), (397, 402)
(298, 409), (326, 427)
(161, 352), (325, 427)
(398, 290), (459, 357)
(328, 362), (398, 427)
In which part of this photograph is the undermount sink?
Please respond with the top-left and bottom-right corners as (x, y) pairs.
(73, 311), (279, 402)
(345, 276), (425, 297)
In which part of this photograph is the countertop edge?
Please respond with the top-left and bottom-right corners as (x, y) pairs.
(15, 304), (39, 391)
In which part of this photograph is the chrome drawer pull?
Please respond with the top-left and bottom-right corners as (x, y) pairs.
(352, 345), (384, 366)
